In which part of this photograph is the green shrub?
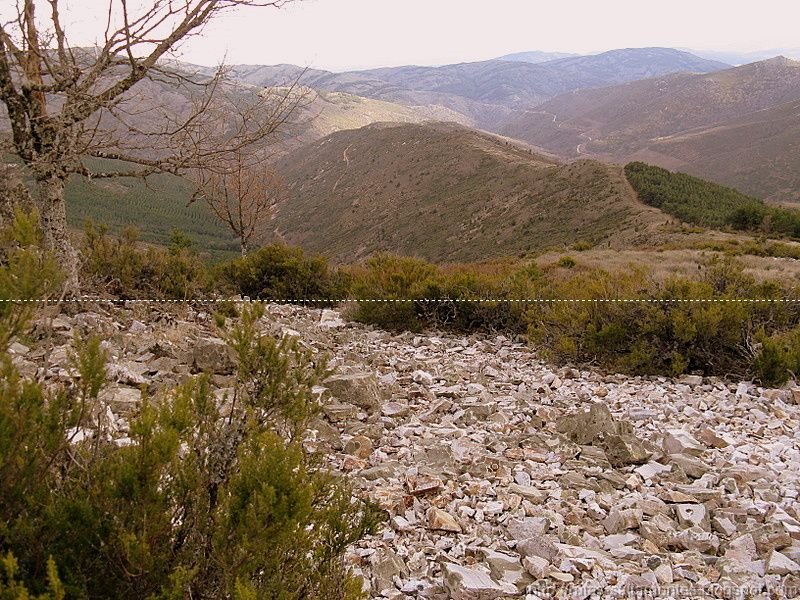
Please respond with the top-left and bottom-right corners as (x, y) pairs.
(0, 553), (64, 600)
(0, 275), (377, 598)
(754, 326), (800, 386)
(347, 255), (536, 333)
(557, 256), (577, 269)
(625, 161), (800, 239)
(0, 209), (62, 346)
(347, 254), (438, 331)
(81, 222), (207, 299)
(570, 240), (594, 252)
(525, 258), (800, 378)
(219, 244), (345, 305)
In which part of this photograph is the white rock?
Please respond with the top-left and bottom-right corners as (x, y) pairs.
(663, 428), (705, 456)
(635, 461), (672, 480)
(318, 309), (345, 328)
(522, 555), (550, 578)
(412, 370), (435, 386)
(675, 504), (708, 530)
(765, 551), (800, 575)
(442, 563), (515, 600)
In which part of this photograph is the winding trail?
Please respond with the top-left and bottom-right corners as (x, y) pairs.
(576, 131), (593, 155)
(332, 143), (353, 192)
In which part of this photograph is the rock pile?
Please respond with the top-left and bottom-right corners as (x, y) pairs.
(13, 302), (800, 599)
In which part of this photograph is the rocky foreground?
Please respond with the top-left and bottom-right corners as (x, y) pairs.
(10, 302), (800, 599)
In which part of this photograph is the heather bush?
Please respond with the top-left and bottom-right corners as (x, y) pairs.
(526, 257), (800, 378)
(753, 326), (800, 386)
(81, 222), (207, 299)
(347, 250), (800, 382)
(347, 254), (438, 331)
(219, 243), (346, 305)
(2, 217), (378, 598)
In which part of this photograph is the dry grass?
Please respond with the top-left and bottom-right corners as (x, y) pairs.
(535, 246), (800, 284)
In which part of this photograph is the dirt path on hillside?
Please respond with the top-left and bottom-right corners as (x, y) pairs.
(332, 143), (354, 192)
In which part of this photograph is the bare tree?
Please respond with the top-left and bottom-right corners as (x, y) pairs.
(0, 0), (300, 293)
(193, 148), (286, 256)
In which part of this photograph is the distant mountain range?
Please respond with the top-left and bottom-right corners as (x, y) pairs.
(7, 44), (799, 256)
(685, 47), (800, 66)
(228, 48), (728, 130)
(501, 57), (800, 202)
(496, 51), (579, 63)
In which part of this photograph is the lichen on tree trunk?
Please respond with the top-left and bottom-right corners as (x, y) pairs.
(36, 175), (80, 296)
(0, 164), (34, 225)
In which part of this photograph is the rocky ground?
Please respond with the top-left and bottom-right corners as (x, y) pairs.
(10, 302), (800, 599)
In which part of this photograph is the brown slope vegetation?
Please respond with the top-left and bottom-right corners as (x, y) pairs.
(269, 122), (667, 263)
(638, 98), (800, 202)
(502, 57), (800, 201)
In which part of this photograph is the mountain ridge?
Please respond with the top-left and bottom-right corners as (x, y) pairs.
(268, 122), (667, 262)
(501, 57), (800, 201)
(224, 47), (728, 130)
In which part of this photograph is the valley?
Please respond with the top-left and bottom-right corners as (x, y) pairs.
(502, 57), (800, 202)
(21, 47), (797, 261)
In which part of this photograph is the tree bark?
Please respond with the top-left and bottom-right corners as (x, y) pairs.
(240, 238), (248, 257)
(36, 175), (80, 295)
(0, 164), (34, 225)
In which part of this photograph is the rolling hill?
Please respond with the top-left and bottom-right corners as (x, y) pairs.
(268, 122), (667, 262)
(502, 57), (800, 201)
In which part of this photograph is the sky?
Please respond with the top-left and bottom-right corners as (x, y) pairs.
(39, 0), (800, 71)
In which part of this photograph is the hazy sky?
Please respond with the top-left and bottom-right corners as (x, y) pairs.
(50, 0), (800, 71)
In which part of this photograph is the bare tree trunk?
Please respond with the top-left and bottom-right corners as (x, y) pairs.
(241, 238), (248, 257)
(36, 175), (80, 295)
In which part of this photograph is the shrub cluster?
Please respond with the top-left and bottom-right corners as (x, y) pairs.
(61, 218), (800, 386)
(1, 214), (378, 598)
(346, 253), (800, 385)
(696, 238), (800, 261)
(218, 244), (348, 304)
(527, 258), (798, 381)
(625, 162), (800, 238)
(346, 254), (537, 333)
(81, 222), (208, 299)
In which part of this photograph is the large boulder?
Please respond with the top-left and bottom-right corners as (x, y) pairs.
(191, 337), (236, 375)
(556, 403), (650, 466)
(556, 402), (618, 445)
(101, 386), (142, 416)
(371, 549), (408, 593)
(324, 372), (381, 412)
(442, 563), (517, 600)
(598, 433), (652, 467)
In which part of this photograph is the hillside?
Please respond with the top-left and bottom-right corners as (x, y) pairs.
(5, 68), (469, 253)
(63, 160), (240, 258)
(269, 122), (666, 262)
(297, 88), (470, 139)
(640, 97), (800, 202)
(502, 57), (800, 201)
(686, 47), (800, 65)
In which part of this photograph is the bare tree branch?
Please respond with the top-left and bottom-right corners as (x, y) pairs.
(0, 0), (302, 293)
